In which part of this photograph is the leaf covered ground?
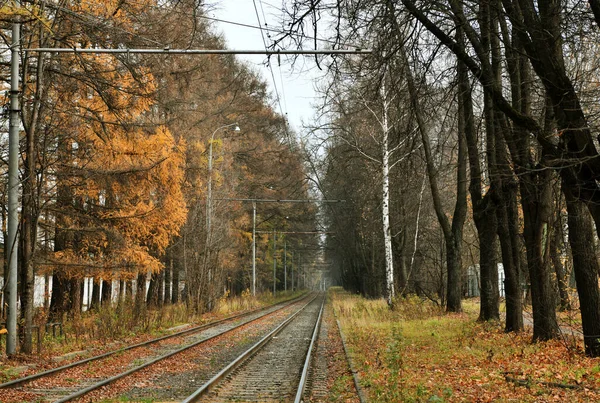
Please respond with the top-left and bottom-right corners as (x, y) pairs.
(332, 288), (600, 402)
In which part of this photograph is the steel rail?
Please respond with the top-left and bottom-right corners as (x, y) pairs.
(51, 293), (314, 403)
(294, 298), (325, 403)
(336, 318), (368, 403)
(0, 293), (308, 390)
(182, 294), (322, 403)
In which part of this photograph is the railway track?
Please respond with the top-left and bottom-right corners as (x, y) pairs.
(185, 294), (325, 403)
(0, 293), (313, 403)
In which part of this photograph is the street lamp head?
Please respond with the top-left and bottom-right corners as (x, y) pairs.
(233, 124), (241, 133)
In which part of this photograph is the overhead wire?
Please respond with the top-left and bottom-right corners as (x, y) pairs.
(258, 0), (289, 115)
(252, 0), (289, 136)
(198, 14), (360, 49)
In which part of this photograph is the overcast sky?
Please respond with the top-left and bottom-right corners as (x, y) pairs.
(211, 1), (325, 134)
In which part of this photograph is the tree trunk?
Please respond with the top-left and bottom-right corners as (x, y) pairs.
(447, 123), (468, 313)
(444, 241), (460, 310)
(551, 212), (570, 311)
(164, 253), (172, 304)
(49, 272), (68, 322)
(134, 272), (146, 318)
(158, 270), (165, 307)
(126, 280), (133, 302)
(101, 279), (112, 307)
(394, 228), (408, 293)
(19, 259), (35, 353)
(493, 120), (523, 332)
(564, 184), (600, 356)
(90, 279), (100, 311)
(475, 195), (500, 321)
(518, 92), (559, 340)
(496, 192), (523, 331)
(172, 263), (179, 304)
(68, 278), (82, 320)
(147, 271), (159, 308)
(118, 279), (125, 307)
(44, 273), (50, 310)
(381, 80), (395, 306)
(477, 2), (502, 322)
(520, 172), (560, 341)
(20, 141), (36, 353)
(456, 25), (499, 321)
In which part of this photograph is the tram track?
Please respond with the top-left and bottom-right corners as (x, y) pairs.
(0, 293), (312, 403)
(185, 294), (325, 403)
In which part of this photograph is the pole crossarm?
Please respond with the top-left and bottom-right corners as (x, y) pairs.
(25, 48), (372, 55)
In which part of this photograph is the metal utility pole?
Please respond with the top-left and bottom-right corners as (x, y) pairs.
(252, 202), (256, 296)
(6, 10), (20, 356)
(272, 230), (277, 296)
(284, 241), (287, 291)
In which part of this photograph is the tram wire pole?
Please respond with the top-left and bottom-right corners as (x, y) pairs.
(6, 8), (20, 356)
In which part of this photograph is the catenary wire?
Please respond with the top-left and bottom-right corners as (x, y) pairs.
(253, 0), (289, 134)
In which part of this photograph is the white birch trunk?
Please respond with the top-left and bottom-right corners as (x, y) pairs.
(381, 82), (395, 306)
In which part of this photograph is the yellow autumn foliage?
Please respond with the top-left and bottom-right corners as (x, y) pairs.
(46, 42), (187, 277)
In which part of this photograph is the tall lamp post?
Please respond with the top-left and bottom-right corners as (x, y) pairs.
(205, 123), (239, 310)
(206, 123), (240, 237)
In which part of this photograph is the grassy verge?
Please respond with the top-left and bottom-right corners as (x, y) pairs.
(214, 289), (305, 315)
(331, 287), (600, 402)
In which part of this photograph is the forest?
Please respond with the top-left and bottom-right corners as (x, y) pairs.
(273, 0), (600, 358)
(0, 0), (599, 367)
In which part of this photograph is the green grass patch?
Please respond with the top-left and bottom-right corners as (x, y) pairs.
(330, 288), (600, 402)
